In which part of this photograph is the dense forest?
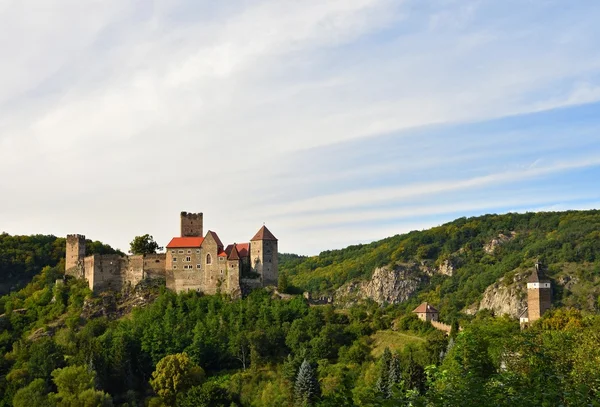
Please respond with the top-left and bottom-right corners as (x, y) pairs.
(1, 210), (599, 406)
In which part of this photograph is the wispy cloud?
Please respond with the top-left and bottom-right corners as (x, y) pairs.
(1, 1), (600, 254)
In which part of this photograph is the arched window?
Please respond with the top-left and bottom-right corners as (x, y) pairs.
(206, 254), (212, 265)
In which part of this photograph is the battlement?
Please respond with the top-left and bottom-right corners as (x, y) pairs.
(67, 234), (86, 242)
(181, 211), (203, 237)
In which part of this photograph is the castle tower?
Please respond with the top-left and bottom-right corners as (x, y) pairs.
(527, 262), (552, 322)
(181, 212), (203, 237)
(65, 234), (86, 276)
(250, 225), (278, 286)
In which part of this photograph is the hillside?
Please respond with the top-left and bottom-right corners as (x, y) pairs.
(0, 234), (122, 295)
(281, 210), (600, 319)
(1, 210), (600, 406)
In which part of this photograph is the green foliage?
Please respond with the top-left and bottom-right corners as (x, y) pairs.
(150, 353), (205, 406)
(50, 365), (113, 406)
(294, 359), (320, 406)
(129, 234), (163, 255)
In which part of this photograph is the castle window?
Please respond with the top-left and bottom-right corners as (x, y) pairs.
(219, 257), (224, 262)
(206, 254), (212, 265)
(196, 249), (200, 254)
(173, 265), (177, 269)
(171, 250), (175, 253)
(185, 256), (191, 262)
(178, 250), (184, 254)
(197, 264), (201, 269)
(187, 250), (191, 254)
(173, 258), (177, 262)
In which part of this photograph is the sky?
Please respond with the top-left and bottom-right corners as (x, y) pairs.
(1, 0), (600, 255)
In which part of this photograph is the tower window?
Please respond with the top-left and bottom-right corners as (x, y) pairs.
(206, 254), (212, 265)
(185, 256), (191, 262)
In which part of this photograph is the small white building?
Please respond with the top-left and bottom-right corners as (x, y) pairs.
(413, 302), (440, 322)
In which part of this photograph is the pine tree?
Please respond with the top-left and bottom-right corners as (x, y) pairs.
(294, 359), (320, 406)
(387, 354), (401, 397)
(375, 348), (392, 398)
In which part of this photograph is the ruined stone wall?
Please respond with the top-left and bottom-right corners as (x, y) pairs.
(143, 254), (167, 280)
(83, 256), (95, 290)
(181, 212), (203, 237)
(91, 254), (124, 292)
(66, 235), (86, 276)
(124, 255), (144, 288)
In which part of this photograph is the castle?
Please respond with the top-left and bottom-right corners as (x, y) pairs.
(65, 212), (278, 297)
(519, 262), (552, 327)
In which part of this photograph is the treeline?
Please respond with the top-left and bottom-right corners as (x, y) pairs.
(282, 210), (600, 317)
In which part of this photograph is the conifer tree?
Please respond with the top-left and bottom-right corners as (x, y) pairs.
(375, 347), (392, 397)
(387, 354), (401, 396)
(294, 359), (320, 406)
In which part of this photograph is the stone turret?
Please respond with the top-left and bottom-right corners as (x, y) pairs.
(250, 225), (278, 286)
(180, 212), (203, 237)
(65, 234), (86, 277)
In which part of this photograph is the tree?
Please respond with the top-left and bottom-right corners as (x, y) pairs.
(12, 379), (49, 407)
(129, 234), (163, 255)
(294, 359), (320, 406)
(49, 365), (113, 407)
(150, 353), (205, 406)
(375, 348), (392, 397)
(278, 272), (289, 293)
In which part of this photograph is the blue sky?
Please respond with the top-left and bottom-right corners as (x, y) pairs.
(0, 0), (599, 254)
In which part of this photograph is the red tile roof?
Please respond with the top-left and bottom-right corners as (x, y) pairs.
(218, 249), (227, 257)
(227, 245), (240, 260)
(251, 225), (277, 241)
(225, 243), (250, 259)
(166, 237), (204, 248)
(412, 302), (439, 314)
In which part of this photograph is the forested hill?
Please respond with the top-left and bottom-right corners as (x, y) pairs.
(0, 234), (121, 295)
(281, 210), (600, 316)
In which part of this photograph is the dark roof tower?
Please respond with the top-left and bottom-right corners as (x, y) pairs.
(251, 225), (278, 241)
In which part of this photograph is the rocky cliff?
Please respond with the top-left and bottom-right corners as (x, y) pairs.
(335, 263), (423, 306)
(469, 272), (528, 318)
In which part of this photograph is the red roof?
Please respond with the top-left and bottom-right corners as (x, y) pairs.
(226, 243), (250, 258)
(227, 245), (240, 260)
(412, 302), (439, 314)
(217, 249), (227, 257)
(251, 225), (277, 241)
(166, 237), (204, 248)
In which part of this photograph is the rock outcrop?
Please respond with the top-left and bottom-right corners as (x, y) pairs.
(437, 260), (455, 276)
(335, 263), (422, 306)
(484, 232), (517, 254)
(475, 272), (528, 318)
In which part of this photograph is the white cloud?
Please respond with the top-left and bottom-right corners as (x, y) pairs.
(1, 0), (600, 254)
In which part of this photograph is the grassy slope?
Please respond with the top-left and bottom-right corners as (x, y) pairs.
(370, 330), (425, 357)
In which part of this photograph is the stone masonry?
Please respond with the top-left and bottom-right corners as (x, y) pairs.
(65, 212), (278, 297)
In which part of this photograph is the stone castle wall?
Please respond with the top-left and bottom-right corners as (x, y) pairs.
(66, 213), (274, 298)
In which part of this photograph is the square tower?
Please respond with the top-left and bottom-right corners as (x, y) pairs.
(527, 262), (552, 322)
(181, 212), (203, 237)
(66, 234), (86, 276)
(250, 225), (278, 286)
